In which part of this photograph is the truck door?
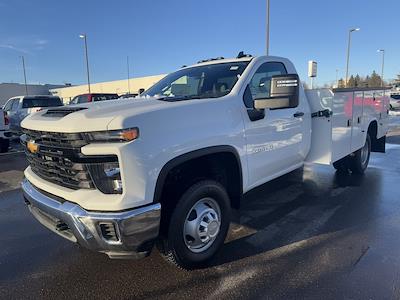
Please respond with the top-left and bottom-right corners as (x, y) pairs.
(242, 62), (305, 188)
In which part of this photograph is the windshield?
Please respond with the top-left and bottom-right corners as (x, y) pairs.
(22, 97), (63, 108)
(143, 61), (249, 101)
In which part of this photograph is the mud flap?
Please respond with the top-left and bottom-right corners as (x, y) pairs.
(372, 135), (386, 153)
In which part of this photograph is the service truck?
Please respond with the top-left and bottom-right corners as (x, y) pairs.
(20, 54), (389, 269)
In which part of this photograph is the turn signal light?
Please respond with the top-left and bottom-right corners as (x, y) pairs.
(120, 129), (139, 141)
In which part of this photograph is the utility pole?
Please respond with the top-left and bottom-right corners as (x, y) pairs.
(127, 56), (131, 94)
(345, 28), (360, 87)
(266, 0), (270, 55)
(20, 56), (28, 95)
(79, 34), (91, 93)
(377, 49), (385, 87)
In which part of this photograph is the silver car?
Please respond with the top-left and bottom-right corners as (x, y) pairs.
(2, 95), (63, 135)
(390, 93), (400, 110)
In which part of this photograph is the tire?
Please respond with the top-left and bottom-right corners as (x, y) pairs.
(349, 134), (371, 174)
(0, 138), (9, 153)
(158, 180), (231, 270)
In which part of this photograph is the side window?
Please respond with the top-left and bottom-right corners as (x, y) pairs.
(78, 95), (88, 103)
(248, 62), (287, 100)
(11, 99), (20, 111)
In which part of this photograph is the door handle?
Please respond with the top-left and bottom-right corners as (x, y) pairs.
(293, 112), (304, 118)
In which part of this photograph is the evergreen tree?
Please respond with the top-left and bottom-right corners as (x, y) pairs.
(364, 75), (370, 87)
(355, 74), (361, 87)
(394, 74), (400, 88)
(369, 70), (382, 87)
(347, 75), (356, 88)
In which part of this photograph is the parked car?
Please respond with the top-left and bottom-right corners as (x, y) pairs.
(389, 93), (400, 110)
(0, 108), (11, 152)
(119, 93), (138, 99)
(3, 95), (63, 135)
(20, 54), (389, 269)
(69, 93), (119, 105)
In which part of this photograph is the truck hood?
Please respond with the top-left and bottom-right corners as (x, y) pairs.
(21, 97), (174, 132)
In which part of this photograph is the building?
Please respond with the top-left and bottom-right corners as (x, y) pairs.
(0, 83), (66, 106)
(50, 74), (166, 104)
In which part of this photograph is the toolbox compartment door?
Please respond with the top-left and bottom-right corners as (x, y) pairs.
(305, 89), (354, 165)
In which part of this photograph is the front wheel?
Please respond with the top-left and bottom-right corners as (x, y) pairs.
(158, 180), (231, 269)
(349, 134), (371, 174)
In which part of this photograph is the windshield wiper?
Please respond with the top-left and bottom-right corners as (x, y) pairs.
(155, 95), (193, 102)
(155, 94), (226, 102)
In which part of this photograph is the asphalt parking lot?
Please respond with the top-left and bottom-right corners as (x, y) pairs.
(1, 117), (400, 300)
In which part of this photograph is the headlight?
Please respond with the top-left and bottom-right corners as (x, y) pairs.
(83, 128), (139, 143)
(88, 161), (123, 194)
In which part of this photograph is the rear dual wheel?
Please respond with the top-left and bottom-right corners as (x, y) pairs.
(333, 134), (371, 174)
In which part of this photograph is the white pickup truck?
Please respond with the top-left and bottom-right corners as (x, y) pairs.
(20, 54), (389, 269)
(0, 108), (11, 152)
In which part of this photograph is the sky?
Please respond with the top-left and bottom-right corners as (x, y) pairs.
(0, 0), (399, 87)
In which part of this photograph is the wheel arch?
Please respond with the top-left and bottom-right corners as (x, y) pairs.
(153, 145), (243, 209)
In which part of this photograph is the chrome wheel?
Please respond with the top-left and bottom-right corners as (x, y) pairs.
(183, 197), (221, 253)
(360, 138), (369, 167)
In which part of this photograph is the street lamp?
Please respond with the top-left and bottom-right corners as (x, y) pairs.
(127, 56), (131, 94)
(377, 49), (385, 87)
(345, 27), (360, 87)
(266, 0), (270, 55)
(20, 56), (28, 95)
(79, 34), (91, 93)
(336, 69), (339, 87)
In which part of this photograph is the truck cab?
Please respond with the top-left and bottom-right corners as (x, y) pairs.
(20, 54), (388, 269)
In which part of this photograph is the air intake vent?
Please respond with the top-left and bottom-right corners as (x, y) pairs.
(99, 222), (120, 242)
(44, 107), (87, 117)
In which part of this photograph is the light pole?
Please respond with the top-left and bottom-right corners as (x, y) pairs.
(20, 56), (28, 95)
(79, 34), (91, 93)
(377, 49), (385, 87)
(336, 69), (339, 87)
(345, 27), (360, 87)
(266, 0), (270, 55)
(127, 56), (131, 94)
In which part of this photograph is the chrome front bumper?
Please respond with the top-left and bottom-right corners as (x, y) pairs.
(22, 178), (161, 259)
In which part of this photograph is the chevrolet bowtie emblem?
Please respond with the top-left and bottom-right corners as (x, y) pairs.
(27, 141), (39, 154)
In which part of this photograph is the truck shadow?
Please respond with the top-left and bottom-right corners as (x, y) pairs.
(208, 162), (383, 268)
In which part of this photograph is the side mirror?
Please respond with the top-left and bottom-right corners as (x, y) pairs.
(254, 74), (299, 110)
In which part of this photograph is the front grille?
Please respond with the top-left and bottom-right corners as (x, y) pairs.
(23, 129), (94, 190)
(23, 129), (88, 148)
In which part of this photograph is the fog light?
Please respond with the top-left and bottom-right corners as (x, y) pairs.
(99, 222), (120, 242)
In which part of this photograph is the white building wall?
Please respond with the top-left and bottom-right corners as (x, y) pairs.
(0, 83), (65, 106)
